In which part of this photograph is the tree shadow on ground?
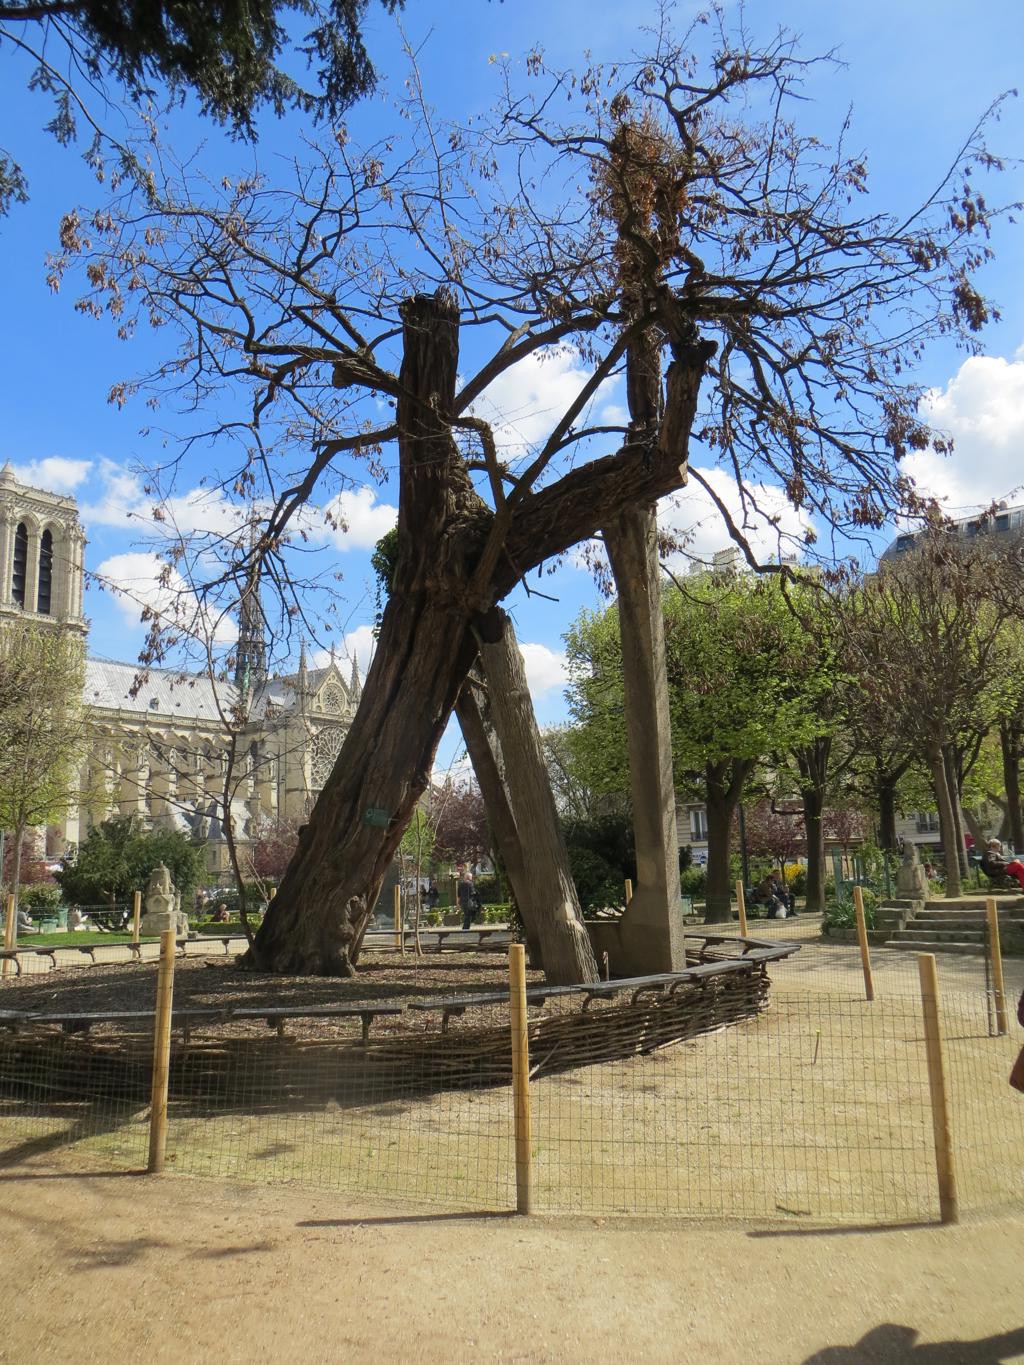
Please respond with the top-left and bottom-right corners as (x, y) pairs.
(802, 1324), (1024, 1362)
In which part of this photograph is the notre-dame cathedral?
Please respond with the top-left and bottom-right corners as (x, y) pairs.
(0, 462), (359, 878)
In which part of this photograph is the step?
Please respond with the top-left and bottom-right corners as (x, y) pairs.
(885, 938), (986, 955)
(911, 916), (988, 931)
(891, 929), (985, 945)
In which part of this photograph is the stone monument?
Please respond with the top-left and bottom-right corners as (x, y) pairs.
(895, 842), (929, 900)
(139, 863), (189, 937)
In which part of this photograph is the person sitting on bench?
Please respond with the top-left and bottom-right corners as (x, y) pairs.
(982, 839), (1024, 891)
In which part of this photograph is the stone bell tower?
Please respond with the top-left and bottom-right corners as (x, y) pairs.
(0, 463), (87, 639)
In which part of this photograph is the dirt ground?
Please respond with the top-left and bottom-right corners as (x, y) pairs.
(1, 1154), (1023, 1365)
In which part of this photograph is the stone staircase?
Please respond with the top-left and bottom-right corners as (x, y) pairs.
(884, 897), (1024, 955)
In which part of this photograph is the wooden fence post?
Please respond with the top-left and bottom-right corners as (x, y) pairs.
(853, 884), (875, 1002)
(393, 883), (403, 955)
(508, 943), (533, 1214)
(986, 897), (1008, 1036)
(735, 879), (748, 938)
(147, 928), (177, 1174)
(2, 893), (15, 979)
(131, 889), (142, 945)
(918, 952), (959, 1224)
(624, 878), (633, 907)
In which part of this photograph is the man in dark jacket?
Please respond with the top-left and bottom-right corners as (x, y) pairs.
(458, 871), (480, 930)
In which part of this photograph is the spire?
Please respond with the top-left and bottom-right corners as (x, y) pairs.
(349, 654), (361, 700)
(234, 513), (268, 693)
(297, 637), (309, 706)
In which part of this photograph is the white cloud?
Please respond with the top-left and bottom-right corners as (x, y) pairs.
(659, 468), (813, 567)
(903, 351), (1024, 512)
(11, 457), (93, 493)
(94, 551), (236, 643)
(341, 624), (376, 679)
(472, 347), (619, 459)
(316, 487), (397, 549)
(519, 641), (569, 697)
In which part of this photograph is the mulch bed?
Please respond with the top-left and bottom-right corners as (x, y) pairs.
(0, 951), (541, 1041)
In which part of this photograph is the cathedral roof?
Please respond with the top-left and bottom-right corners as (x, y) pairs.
(85, 657), (230, 722)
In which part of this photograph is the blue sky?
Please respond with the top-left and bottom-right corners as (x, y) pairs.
(2, 0), (1024, 770)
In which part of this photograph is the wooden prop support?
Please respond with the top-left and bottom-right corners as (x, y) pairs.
(986, 898), (1008, 1036)
(2, 894), (15, 979)
(735, 880), (748, 938)
(147, 929), (177, 1174)
(853, 884), (875, 1002)
(624, 878), (633, 907)
(918, 953), (959, 1224)
(393, 884), (403, 955)
(508, 943), (533, 1214)
(131, 889), (142, 945)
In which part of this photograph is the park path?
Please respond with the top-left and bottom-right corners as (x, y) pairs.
(0, 1155), (1021, 1364)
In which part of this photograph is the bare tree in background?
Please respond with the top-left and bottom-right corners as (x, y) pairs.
(55, 14), (1012, 972)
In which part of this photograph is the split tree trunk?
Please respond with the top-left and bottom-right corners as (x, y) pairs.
(244, 292), (485, 973)
(602, 502), (686, 972)
(471, 615), (597, 984)
(929, 743), (963, 899)
(248, 290), (716, 973)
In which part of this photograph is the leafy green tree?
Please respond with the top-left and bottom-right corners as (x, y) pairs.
(0, 0), (403, 214)
(55, 813), (206, 910)
(0, 625), (86, 940)
(567, 573), (828, 922)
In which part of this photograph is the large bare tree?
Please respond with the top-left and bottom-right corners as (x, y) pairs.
(56, 17), (1009, 971)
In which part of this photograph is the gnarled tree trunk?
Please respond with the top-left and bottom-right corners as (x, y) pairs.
(247, 290), (716, 973)
(795, 737), (832, 914)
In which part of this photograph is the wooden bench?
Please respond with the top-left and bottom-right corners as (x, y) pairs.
(0, 947), (61, 976)
(229, 1003), (404, 1043)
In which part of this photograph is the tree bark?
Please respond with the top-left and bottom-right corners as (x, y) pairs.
(602, 502), (686, 973)
(454, 672), (543, 966)
(1001, 720), (1024, 853)
(9, 822), (24, 950)
(929, 743), (962, 898)
(471, 616), (598, 984)
(876, 771), (898, 854)
(801, 787), (826, 913)
(703, 761), (751, 923)
(795, 737), (832, 914)
(244, 292), (484, 973)
(943, 743), (970, 880)
(249, 293), (716, 972)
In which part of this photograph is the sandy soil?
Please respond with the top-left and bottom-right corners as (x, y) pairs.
(1, 1155), (1023, 1365)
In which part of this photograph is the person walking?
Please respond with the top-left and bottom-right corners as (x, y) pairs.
(458, 871), (480, 930)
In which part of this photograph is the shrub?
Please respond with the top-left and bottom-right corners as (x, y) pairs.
(823, 885), (878, 931)
(21, 884), (62, 915)
(679, 866), (706, 897)
(567, 845), (625, 912)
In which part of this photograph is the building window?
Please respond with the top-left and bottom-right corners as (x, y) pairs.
(37, 528), (53, 614)
(915, 811), (940, 834)
(12, 522), (27, 606)
(690, 808), (708, 840)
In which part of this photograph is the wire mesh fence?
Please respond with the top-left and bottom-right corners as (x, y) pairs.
(0, 950), (1022, 1224)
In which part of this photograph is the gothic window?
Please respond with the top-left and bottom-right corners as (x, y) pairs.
(37, 528), (53, 613)
(320, 684), (345, 713)
(310, 725), (344, 787)
(12, 522), (27, 606)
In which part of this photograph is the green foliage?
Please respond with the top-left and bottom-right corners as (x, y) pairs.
(4, 0), (405, 214)
(567, 846), (626, 912)
(679, 866), (707, 897)
(21, 884), (62, 916)
(823, 885), (878, 931)
(55, 815), (206, 907)
(196, 918), (261, 936)
(371, 527), (400, 632)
